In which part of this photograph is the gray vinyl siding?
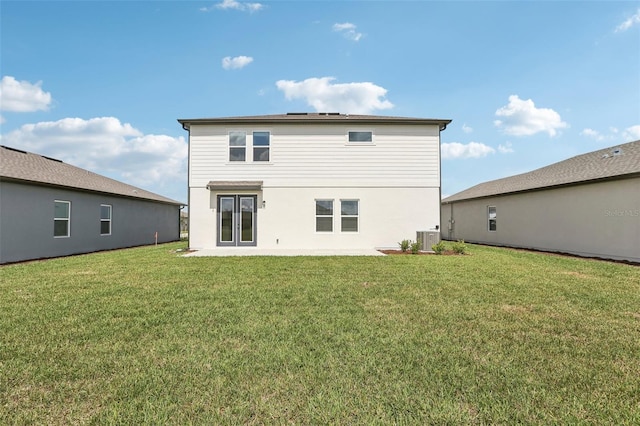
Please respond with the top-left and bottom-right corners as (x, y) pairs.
(441, 177), (640, 263)
(0, 181), (180, 264)
(189, 123), (441, 188)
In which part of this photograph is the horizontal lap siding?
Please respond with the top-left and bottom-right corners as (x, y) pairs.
(189, 124), (440, 187)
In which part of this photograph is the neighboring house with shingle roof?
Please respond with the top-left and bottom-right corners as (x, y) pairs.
(0, 145), (184, 264)
(441, 140), (640, 262)
(178, 112), (450, 251)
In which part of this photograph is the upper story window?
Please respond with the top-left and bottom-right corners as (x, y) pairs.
(54, 200), (71, 238)
(100, 204), (112, 236)
(229, 131), (246, 161)
(348, 131), (373, 143)
(253, 131), (270, 162)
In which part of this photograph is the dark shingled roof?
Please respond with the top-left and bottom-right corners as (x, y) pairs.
(178, 112), (451, 130)
(0, 146), (183, 205)
(443, 140), (640, 203)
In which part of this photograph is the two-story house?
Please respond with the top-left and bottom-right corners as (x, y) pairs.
(178, 113), (451, 251)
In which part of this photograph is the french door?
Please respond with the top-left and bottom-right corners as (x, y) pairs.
(217, 195), (257, 246)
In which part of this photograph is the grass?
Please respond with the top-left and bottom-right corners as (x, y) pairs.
(1, 242), (639, 424)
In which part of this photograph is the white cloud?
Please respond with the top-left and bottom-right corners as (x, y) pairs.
(442, 142), (495, 159)
(1, 117), (187, 189)
(275, 77), (393, 114)
(201, 0), (263, 12)
(222, 55), (254, 70)
(0, 76), (52, 112)
(615, 8), (640, 32)
(462, 123), (473, 133)
(494, 95), (568, 137)
(580, 126), (640, 143)
(498, 141), (514, 153)
(580, 128), (605, 141)
(623, 125), (640, 141)
(333, 22), (363, 41)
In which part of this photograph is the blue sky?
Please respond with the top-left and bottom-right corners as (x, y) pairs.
(1, 1), (639, 203)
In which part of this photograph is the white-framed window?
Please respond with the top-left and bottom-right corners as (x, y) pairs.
(100, 204), (112, 235)
(229, 131), (246, 162)
(253, 131), (270, 162)
(341, 199), (359, 232)
(348, 131), (373, 143)
(54, 200), (71, 238)
(315, 199), (333, 232)
(488, 206), (497, 231)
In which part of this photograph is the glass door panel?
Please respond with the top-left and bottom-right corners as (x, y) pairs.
(219, 197), (235, 243)
(240, 197), (255, 243)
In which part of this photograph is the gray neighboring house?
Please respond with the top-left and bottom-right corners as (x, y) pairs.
(441, 140), (640, 263)
(0, 146), (184, 264)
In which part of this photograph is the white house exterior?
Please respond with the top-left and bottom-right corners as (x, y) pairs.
(179, 113), (451, 251)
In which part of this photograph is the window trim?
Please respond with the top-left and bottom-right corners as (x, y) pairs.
(100, 204), (112, 236)
(315, 199), (334, 233)
(347, 130), (374, 144)
(340, 199), (359, 233)
(488, 206), (497, 232)
(228, 131), (247, 162)
(54, 200), (71, 238)
(252, 131), (270, 162)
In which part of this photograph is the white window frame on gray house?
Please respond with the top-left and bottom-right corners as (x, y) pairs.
(315, 199), (334, 232)
(340, 199), (359, 232)
(488, 206), (497, 231)
(100, 204), (112, 236)
(54, 200), (71, 238)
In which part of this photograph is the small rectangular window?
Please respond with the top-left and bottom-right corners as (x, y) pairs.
(229, 131), (246, 161)
(341, 200), (359, 232)
(315, 200), (333, 232)
(488, 206), (497, 231)
(348, 131), (373, 142)
(54, 200), (71, 238)
(253, 131), (270, 162)
(101, 204), (112, 235)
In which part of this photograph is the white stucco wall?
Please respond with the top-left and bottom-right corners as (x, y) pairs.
(441, 177), (640, 262)
(190, 186), (440, 250)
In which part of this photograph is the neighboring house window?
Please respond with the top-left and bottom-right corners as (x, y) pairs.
(348, 131), (373, 142)
(341, 200), (359, 232)
(229, 131), (246, 161)
(101, 204), (112, 235)
(253, 131), (270, 162)
(54, 200), (71, 238)
(316, 200), (333, 232)
(488, 206), (497, 231)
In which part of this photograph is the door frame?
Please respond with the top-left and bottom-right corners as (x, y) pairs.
(216, 195), (257, 247)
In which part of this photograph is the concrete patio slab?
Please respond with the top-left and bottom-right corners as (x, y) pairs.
(183, 248), (386, 257)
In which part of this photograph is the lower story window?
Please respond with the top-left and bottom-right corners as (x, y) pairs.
(101, 204), (112, 235)
(488, 206), (497, 231)
(315, 199), (333, 232)
(54, 200), (71, 237)
(341, 200), (359, 232)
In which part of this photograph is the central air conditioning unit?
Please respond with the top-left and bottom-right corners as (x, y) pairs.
(417, 231), (440, 252)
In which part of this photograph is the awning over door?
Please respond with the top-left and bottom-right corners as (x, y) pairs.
(206, 180), (263, 191)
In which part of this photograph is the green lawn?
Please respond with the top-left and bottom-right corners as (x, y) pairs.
(1, 243), (639, 424)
